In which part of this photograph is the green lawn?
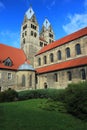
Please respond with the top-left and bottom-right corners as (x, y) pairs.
(0, 99), (87, 130)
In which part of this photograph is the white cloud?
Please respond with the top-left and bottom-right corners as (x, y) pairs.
(47, 0), (56, 10)
(0, 1), (5, 10)
(84, 0), (87, 7)
(51, 0), (56, 6)
(0, 30), (20, 48)
(63, 0), (87, 34)
(63, 14), (87, 34)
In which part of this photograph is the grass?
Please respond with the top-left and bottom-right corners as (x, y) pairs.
(0, 99), (87, 130)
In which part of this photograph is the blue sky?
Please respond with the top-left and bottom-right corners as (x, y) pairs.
(0, 0), (87, 48)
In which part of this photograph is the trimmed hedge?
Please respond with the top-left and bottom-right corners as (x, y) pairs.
(18, 89), (65, 101)
(64, 82), (87, 120)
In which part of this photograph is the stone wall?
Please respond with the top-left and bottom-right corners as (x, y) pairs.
(16, 70), (35, 91)
(0, 70), (16, 91)
(36, 66), (87, 89)
(0, 70), (35, 92)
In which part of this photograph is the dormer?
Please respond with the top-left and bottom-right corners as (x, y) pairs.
(3, 57), (13, 67)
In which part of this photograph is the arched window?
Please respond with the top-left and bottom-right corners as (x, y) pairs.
(25, 31), (27, 36)
(38, 58), (41, 66)
(43, 56), (47, 64)
(8, 73), (12, 80)
(66, 47), (71, 58)
(57, 50), (61, 60)
(31, 31), (33, 36)
(29, 75), (32, 87)
(23, 38), (25, 44)
(75, 44), (81, 55)
(35, 74), (38, 84)
(22, 75), (25, 87)
(50, 53), (54, 62)
(67, 71), (72, 81)
(34, 32), (37, 37)
(81, 69), (86, 80)
(54, 73), (58, 82)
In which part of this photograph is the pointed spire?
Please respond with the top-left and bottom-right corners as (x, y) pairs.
(43, 18), (51, 29)
(25, 6), (34, 19)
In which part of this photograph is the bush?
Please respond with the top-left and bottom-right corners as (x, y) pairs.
(0, 89), (18, 102)
(18, 89), (65, 101)
(46, 89), (65, 102)
(18, 89), (48, 100)
(39, 99), (67, 113)
(65, 82), (87, 120)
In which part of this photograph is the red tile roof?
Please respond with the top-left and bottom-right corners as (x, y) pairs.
(36, 27), (87, 56)
(36, 56), (87, 74)
(0, 44), (29, 70)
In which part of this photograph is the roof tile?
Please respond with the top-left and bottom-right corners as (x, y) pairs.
(36, 56), (87, 74)
(36, 27), (87, 56)
(0, 44), (29, 70)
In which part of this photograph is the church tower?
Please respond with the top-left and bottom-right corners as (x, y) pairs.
(40, 18), (55, 44)
(20, 6), (40, 66)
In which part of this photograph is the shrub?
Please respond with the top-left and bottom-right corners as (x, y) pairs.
(46, 89), (65, 102)
(65, 81), (87, 120)
(18, 89), (47, 100)
(0, 92), (5, 102)
(18, 89), (65, 101)
(39, 99), (67, 113)
(0, 89), (18, 102)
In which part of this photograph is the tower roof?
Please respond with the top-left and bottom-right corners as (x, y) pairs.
(43, 18), (51, 29)
(25, 6), (34, 19)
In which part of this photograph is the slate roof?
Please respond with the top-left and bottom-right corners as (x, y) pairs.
(18, 62), (35, 71)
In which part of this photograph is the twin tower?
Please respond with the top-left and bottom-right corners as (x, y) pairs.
(20, 6), (55, 66)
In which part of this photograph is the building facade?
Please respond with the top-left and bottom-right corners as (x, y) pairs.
(0, 44), (35, 91)
(35, 27), (87, 89)
(0, 6), (87, 91)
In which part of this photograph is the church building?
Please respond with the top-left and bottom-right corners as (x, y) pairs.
(0, 6), (87, 91)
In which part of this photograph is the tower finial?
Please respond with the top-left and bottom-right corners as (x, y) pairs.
(25, 4), (34, 19)
(30, 3), (32, 8)
(29, 0), (32, 8)
(43, 18), (50, 29)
